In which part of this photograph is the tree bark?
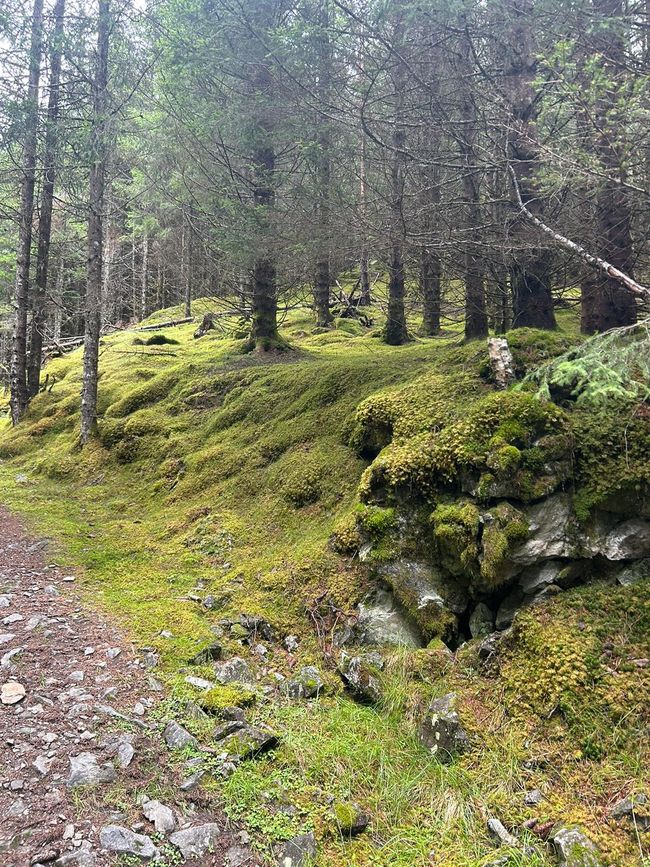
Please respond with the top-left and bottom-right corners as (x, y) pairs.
(580, 0), (637, 333)
(80, 0), (110, 445)
(421, 247), (441, 336)
(384, 8), (408, 346)
(503, 0), (556, 330)
(27, 0), (65, 398)
(249, 29), (279, 349)
(459, 20), (488, 340)
(141, 227), (148, 320)
(10, 0), (44, 423)
(313, 0), (333, 327)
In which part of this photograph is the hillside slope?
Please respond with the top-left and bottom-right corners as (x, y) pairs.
(0, 306), (648, 867)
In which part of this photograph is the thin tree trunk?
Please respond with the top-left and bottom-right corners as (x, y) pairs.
(80, 0), (109, 445)
(141, 227), (148, 320)
(421, 247), (441, 335)
(459, 23), (488, 340)
(249, 25), (279, 350)
(27, 0), (65, 398)
(313, 0), (333, 327)
(184, 215), (192, 318)
(10, 0), (44, 423)
(581, 0), (637, 333)
(503, 0), (556, 330)
(384, 9), (408, 346)
(359, 130), (371, 306)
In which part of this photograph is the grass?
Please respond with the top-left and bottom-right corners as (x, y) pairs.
(0, 301), (647, 865)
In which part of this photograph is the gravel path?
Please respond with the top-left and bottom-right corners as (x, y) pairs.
(0, 505), (260, 867)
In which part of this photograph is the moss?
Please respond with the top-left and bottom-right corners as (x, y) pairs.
(200, 684), (256, 712)
(430, 501), (480, 578)
(479, 503), (529, 590)
(329, 513), (361, 555)
(355, 504), (396, 539)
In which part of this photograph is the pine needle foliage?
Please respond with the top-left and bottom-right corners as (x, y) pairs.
(521, 319), (650, 408)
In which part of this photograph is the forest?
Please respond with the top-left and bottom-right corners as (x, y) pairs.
(0, 1), (649, 866)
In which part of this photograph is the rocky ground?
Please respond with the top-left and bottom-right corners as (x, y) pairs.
(0, 505), (262, 867)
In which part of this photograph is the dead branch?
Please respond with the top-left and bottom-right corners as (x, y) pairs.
(508, 163), (650, 304)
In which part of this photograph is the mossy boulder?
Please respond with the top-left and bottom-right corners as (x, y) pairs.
(477, 502), (529, 591)
(199, 684), (256, 714)
(431, 501), (480, 577)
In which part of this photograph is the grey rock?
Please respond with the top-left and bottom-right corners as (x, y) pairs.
(179, 770), (205, 791)
(186, 700), (211, 723)
(214, 656), (254, 684)
(356, 588), (424, 648)
(469, 603), (493, 639)
(609, 793), (648, 827)
(616, 558), (650, 587)
(225, 844), (252, 866)
(1, 647), (23, 668)
(185, 675), (215, 690)
(217, 723), (278, 759)
(518, 560), (563, 595)
(487, 817), (518, 847)
(281, 665), (323, 699)
(275, 832), (317, 867)
(163, 719), (197, 750)
(550, 826), (601, 867)
(602, 519), (650, 560)
(524, 789), (543, 806)
(188, 643), (222, 665)
(3, 613), (24, 625)
(478, 633), (501, 660)
(338, 652), (383, 703)
(117, 742), (135, 768)
(0, 595), (10, 607)
(376, 560), (468, 615)
(511, 495), (579, 565)
(495, 587), (525, 630)
(66, 753), (117, 787)
(54, 845), (96, 867)
(99, 825), (158, 860)
(142, 799), (176, 833)
(213, 719), (246, 741)
(169, 823), (221, 858)
(0, 633), (17, 645)
(418, 692), (469, 762)
(331, 801), (370, 836)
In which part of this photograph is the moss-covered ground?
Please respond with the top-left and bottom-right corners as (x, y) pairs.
(0, 301), (647, 866)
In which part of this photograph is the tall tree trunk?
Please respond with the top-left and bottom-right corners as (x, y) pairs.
(10, 0), (44, 423)
(141, 227), (148, 320)
(80, 0), (109, 445)
(27, 0), (65, 398)
(459, 21), (488, 340)
(384, 9), (409, 346)
(504, 0), (556, 330)
(249, 29), (279, 350)
(313, 0), (333, 327)
(421, 247), (441, 335)
(581, 0), (637, 333)
(183, 214), (192, 318)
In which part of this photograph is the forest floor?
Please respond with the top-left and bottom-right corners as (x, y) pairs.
(0, 504), (260, 867)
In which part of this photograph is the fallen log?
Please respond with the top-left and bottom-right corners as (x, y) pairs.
(136, 317), (194, 332)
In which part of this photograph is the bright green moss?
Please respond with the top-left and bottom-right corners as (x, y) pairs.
(430, 501), (480, 578)
(355, 504), (396, 539)
(200, 684), (256, 712)
(479, 503), (529, 590)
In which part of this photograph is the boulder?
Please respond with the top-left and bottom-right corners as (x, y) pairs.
(66, 753), (117, 788)
(188, 643), (222, 665)
(418, 692), (469, 762)
(609, 793), (649, 828)
(331, 801), (370, 836)
(169, 823), (221, 859)
(163, 720), (197, 750)
(214, 656), (254, 684)
(275, 832), (317, 867)
(281, 665), (323, 699)
(518, 560), (563, 595)
(142, 798), (176, 834)
(469, 603), (493, 639)
(550, 826), (601, 867)
(356, 588), (424, 648)
(99, 826), (158, 860)
(217, 723), (278, 759)
(376, 560), (468, 615)
(510, 495), (580, 565)
(338, 651), (384, 703)
(616, 559), (650, 586)
(495, 587), (524, 631)
(601, 519), (650, 561)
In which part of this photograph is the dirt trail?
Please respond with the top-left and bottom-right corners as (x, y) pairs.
(0, 505), (258, 867)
